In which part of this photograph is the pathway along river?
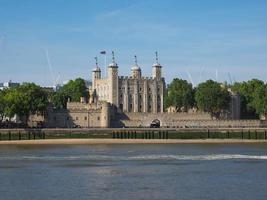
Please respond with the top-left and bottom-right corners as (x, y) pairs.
(1, 143), (267, 200)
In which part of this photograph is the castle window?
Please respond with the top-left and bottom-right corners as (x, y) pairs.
(139, 87), (142, 91)
(97, 117), (100, 121)
(67, 117), (69, 121)
(76, 117), (78, 120)
(148, 88), (151, 92)
(84, 117), (87, 120)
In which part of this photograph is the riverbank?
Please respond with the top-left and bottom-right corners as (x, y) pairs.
(1, 138), (267, 145)
(1, 128), (267, 141)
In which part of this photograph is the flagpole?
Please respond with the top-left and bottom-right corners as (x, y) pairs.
(105, 54), (107, 77)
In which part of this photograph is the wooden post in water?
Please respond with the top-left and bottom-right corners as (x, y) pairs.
(19, 131), (21, 140)
(8, 131), (11, 141)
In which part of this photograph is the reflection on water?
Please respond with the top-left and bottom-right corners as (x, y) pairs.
(1, 144), (267, 200)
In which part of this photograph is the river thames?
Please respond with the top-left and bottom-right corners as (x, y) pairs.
(1, 143), (267, 200)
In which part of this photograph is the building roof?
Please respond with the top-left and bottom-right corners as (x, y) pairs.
(92, 67), (101, 72)
(152, 62), (162, 68)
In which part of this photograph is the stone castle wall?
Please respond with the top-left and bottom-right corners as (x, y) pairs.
(112, 112), (261, 128)
(28, 101), (111, 128)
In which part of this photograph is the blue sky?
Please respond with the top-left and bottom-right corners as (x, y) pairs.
(0, 0), (267, 86)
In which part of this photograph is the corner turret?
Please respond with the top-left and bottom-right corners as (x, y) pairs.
(92, 57), (101, 89)
(152, 51), (162, 79)
(107, 51), (119, 106)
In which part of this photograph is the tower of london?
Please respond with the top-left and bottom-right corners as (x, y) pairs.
(90, 51), (166, 113)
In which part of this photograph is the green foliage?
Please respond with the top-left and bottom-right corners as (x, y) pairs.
(51, 78), (88, 109)
(231, 79), (264, 118)
(251, 84), (267, 118)
(164, 78), (194, 111)
(0, 83), (48, 121)
(0, 90), (6, 121)
(18, 83), (49, 116)
(195, 80), (230, 118)
(3, 88), (25, 118)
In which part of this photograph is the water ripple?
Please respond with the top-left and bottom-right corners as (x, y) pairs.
(0, 154), (267, 161)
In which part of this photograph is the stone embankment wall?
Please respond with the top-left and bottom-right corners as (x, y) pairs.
(113, 112), (263, 128)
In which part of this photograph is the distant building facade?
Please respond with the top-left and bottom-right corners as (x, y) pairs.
(0, 80), (19, 90)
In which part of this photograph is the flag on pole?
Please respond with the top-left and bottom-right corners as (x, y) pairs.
(100, 51), (106, 54)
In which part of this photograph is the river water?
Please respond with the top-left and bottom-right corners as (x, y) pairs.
(1, 143), (267, 200)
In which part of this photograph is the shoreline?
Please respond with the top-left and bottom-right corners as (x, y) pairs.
(1, 138), (267, 145)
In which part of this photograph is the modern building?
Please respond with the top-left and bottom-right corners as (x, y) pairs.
(0, 80), (20, 90)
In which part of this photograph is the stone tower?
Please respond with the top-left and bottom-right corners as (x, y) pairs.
(152, 51), (162, 79)
(108, 51), (119, 107)
(101, 101), (110, 127)
(92, 57), (101, 90)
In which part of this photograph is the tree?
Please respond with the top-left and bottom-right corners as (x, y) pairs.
(164, 78), (194, 112)
(52, 78), (88, 109)
(2, 83), (48, 123)
(3, 88), (24, 119)
(231, 79), (264, 118)
(195, 80), (230, 119)
(251, 84), (267, 118)
(18, 83), (49, 116)
(0, 90), (5, 121)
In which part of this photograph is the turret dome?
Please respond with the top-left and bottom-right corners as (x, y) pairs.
(131, 65), (141, 71)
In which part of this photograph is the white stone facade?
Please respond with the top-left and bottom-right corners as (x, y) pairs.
(91, 52), (165, 113)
